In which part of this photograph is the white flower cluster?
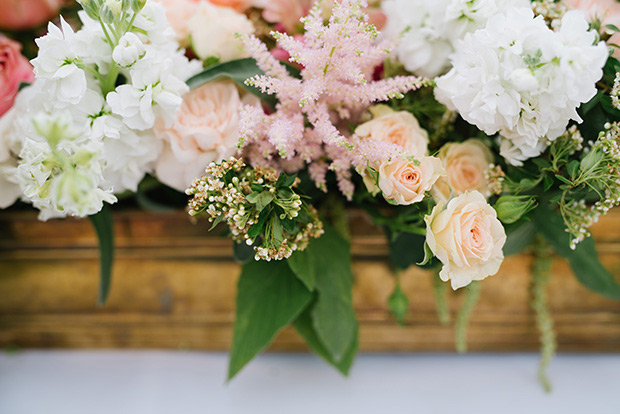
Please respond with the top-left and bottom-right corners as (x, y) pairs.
(0, 0), (202, 220)
(435, 8), (608, 166)
(381, 0), (530, 78)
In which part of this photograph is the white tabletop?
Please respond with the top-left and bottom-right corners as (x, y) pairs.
(1, 351), (619, 414)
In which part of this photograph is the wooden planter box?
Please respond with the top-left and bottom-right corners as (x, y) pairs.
(1, 209), (620, 352)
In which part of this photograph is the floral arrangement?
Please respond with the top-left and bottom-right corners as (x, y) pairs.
(2, 0), (620, 390)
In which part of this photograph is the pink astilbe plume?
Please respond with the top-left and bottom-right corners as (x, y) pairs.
(238, 0), (430, 199)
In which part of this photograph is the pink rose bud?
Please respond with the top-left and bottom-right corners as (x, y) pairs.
(0, 35), (34, 117)
(0, 0), (64, 31)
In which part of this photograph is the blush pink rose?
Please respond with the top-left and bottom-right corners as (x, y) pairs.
(154, 81), (261, 191)
(425, 191), (506, 290)
(378, 156), (445, 205)
(0, 0), (64, 30)
(432, 139), (494, 203)
(253, 0), (314, 33)
(565, 0), (620, 56)
(0, 35), (34, 117)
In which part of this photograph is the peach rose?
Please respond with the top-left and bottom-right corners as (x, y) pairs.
(187, 2), (254, 62)
(432, 139), (494, 203)
(0, 0), (63, 30)
(425, 191), (506, 290)
(356, 105), (429, 157)
(378, 156), (445, 205)
(208, 0), (254, 12)
(154, 81), (261, 191)
(565, 0), (620, 56)
(155, 0), (200, 47)
(0, 35), (34, 117)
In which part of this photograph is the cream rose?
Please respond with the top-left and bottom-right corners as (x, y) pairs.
(154, 81), (261, 191)
(425, 191), (506, 290)
(155, 0), (199, 47)
(187, 2), (254, 62)
(432, 139), (494, 203)
(378, 156), (445, 205)
(355, 105), (429, 157)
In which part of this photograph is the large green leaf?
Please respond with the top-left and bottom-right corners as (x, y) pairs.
(385, 228), (428, 270)
(228, 260), (312, 379)
(287, 248), (316, 291)
(304, 226), (357, 362)
(88, 205), (115, 306)
(503, 220), (536, 256)
(187, 58), (280, 108)
(293, 304), (358, 375)
(533, 207), (620, 299)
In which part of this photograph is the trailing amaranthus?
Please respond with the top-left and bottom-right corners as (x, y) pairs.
(187, 157), (324, 261)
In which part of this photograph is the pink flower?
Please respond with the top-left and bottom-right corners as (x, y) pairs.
(566, 0), (620, 56)
(0, 35), (34, 117)
(425, 191), (506, 290)
(0, 0), (63, 30)
(155, 0), (200, 47)
(254, 0), (314, 33)
(154, 81), (261, 191)
(378, 156), (445, 205)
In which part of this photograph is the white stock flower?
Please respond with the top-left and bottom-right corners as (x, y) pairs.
(113, 32), (146, 67)
(14, 113), (116, 220)
(435, 8), (608, 165)
(381, 0), (529, 77)
(31, 17), (88, 105)
(0, 109), (21, 208)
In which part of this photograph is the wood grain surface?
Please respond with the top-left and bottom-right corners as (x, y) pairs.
(1, 210), (619, 352)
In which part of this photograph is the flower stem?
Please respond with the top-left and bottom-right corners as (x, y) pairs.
(431, 269), (450, 325)
(455, 281), (481, 353)
(531, 236), (556, 393)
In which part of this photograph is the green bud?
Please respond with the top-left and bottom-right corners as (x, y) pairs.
(494, 195), (537, 224)
(127, 0), (147, 13)
(77, 0), (103, 20)
(33, 113), (80, 149)
(100, 0), (124, 23)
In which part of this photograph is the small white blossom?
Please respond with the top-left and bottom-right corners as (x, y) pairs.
(113, 32), (146, 67)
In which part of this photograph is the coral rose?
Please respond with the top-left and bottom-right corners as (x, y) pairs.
(0, 35), (34, 117)
(425, 191), (506, 290)
(432, 139), (494, 203)
(154, 81), (261, 191)
(0, 0), (63, 30)
(378, 156), (445, 205)
(208, 0), (253, 12)
(356, 105), (429, 157)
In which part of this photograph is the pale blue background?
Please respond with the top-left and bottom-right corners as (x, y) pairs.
(1, 352), (619, 413)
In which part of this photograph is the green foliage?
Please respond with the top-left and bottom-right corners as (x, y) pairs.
(455, 282), (481, 353)
(293, 305), (358, 376)
(503, 220), (537, 256)
(533, 207), (620, 299)
(494, 195), (537, 224)
(302, 226), (357, 362)
(287, 248), (316, 291)
(228, 260), (312, 379)
(388, 281), (409, 325)
(88, 205), (115, 306)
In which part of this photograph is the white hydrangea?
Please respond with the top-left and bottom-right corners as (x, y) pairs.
(381, 0), (530, 78)
(435, 8), (608, 165)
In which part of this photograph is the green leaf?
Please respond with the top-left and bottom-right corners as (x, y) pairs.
(388, 283), (409, 325)
(308, 226), (357, 362)
(533, 207), (620, 299)
(385, 229), (427, 270)
(228, 260), (313, 379)
(187, 58), (278, 108)
(294, 304), (358, 376)
(255, 192), (275, 211)
(233, 241), (254, 264)
(88, 205), (115, 306)
(503, 220), (536, 256)
(209, 214), (224, 231)
(287, 248), (316, 291)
